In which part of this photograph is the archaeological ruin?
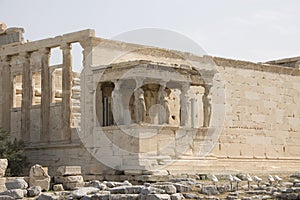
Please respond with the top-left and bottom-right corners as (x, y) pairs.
(0, 22), (300, 179)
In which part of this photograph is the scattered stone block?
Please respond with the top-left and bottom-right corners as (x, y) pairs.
(290, 172), (300, 179)
(5, 178), (28, 190)
(0, 189), (27, 199)
(110, 185), (143, 194)
(53, 184), (64, 191)
(172, 183), (191, 193)
(282, 182), (294, 187)
(0, 160), (8, 177)
(170, 193), (184, 200)
(56, 166), (82, 176)
(143, 194), (171, 200)
(54, 175), (84, 184)
(182, 193), (200, 199)
(201, 185), (219, 195)
(105, 180), (132, 188)
(36, 192), (61, 200)
(72, 187), (100, 199)
(280, 193), (299, 200)
(64, 182), (85, 190)
(140, 183), (166, 195)
(110, 194), (139, 200)
(27, 186), (41, 197)
(0, 195), (14, 200)
(0, 186), (6, 193)
(91, 193), (110, 200)
(29, 164), (51, 191)
(0, 178), (6, 193)
(152, 184), (177, 194)
(87, 180), (107, 190)
(54, 174), (84, 190)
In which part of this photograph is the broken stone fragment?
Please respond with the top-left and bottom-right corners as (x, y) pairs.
(0, 189), (27, 199)
(0, 160), (8, 177)
(0, 22), (7, 34)
(29, 164), (51, 191)
(201, 185), (219, 195)
(27, 186), (41, 197)
(56, 166), (82, 176)
(54, 175), (84, 184)
(71, 187), (100, 199)
(53, 184), (64, 191)
(5, 178), (28, 190)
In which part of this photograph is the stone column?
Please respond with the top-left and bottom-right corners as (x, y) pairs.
(61, 43), (72, 142)
(202, 85), (212, 127)
(180, 83), (190, 126)
(20, 52), (31, 143)
(40, 48), (51, 143)
(0, 56), (12, 132)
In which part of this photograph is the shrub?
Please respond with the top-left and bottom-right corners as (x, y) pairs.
(0, 128), (28, 176)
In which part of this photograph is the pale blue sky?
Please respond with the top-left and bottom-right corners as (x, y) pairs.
(1, 0), (300, 63)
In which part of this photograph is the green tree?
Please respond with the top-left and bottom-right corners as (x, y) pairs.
(0, 128), (28, 176)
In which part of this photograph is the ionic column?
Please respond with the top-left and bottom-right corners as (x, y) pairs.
(61, 43), (72, 142)
(180, 83), (190, 126)
(20, 52), (31, 143)
(0, 56), (12, 132)
(40, 48), (51, 143)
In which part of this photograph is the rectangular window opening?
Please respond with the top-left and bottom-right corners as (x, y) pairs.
(13, 74), (22, 108)
(32, 72), (41, 105)
(52, 68), (62, 103)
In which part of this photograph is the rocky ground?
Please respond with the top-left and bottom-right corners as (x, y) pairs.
(0, 173), (300, 200)
(1, 162), (300, 199)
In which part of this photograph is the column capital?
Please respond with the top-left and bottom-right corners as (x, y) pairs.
(159, 80), (167, 87)
(181, 82), (190, 93)
(0, 55), (11, 63)
(113, 79), (123, 90)
(135, 77), (145, 89)
(18, 52), (30, 61)
(38, 47), (50, 55)
(60, 43), (72, 51)
(204, 84), (213, 95)
(79, 37), (100, 49)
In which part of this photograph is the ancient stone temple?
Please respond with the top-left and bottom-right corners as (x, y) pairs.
(0, 22), (300, 177)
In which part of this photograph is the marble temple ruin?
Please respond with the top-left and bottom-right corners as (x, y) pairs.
(0, 22), (300, 178)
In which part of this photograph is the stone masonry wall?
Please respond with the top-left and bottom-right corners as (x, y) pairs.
(212, 58), (300, 159)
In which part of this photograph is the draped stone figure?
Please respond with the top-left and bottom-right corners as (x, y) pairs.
(158, 86), (170, 124)
(134, 88), (146, 123)
(180, 84), (189, 126)
(111, 84), (123, 125)
(202, 85), (212, 127)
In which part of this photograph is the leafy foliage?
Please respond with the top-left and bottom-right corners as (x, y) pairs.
(0, 128), (28, 176)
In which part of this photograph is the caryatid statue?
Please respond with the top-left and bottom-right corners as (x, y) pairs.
(202, 85), (212, 127)
(111, 82), (123, 125)
(158, 85), (170, 124)
(134, 88), (146, 123)
(180, 83), (189, 126)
